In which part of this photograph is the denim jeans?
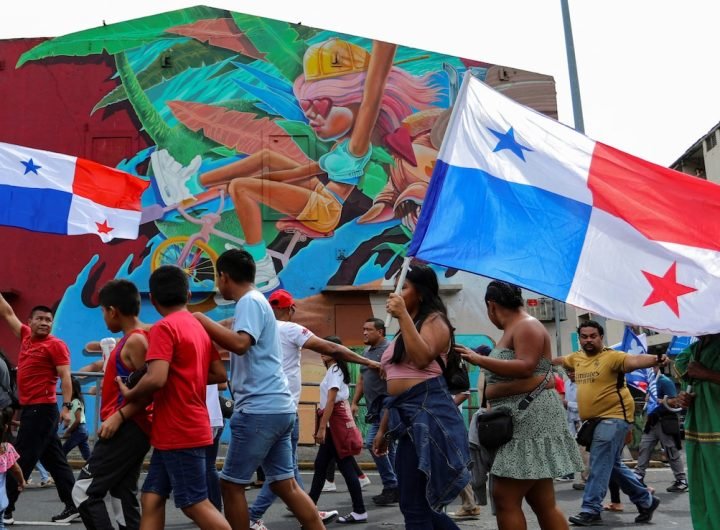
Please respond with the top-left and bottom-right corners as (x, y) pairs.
(36, 462), (49, 482)
(221, 411), (295, 484)
(396, 435), (460, 530)
(250, 414), (304, 521)
(62, 424), (91, 460)
(582, 419), (653, 515)
(206, 425), (224, 511)
(366, 421), (397, 489)
(142, 447), (209, 509)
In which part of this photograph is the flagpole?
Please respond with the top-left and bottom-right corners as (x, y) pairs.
(556, 0), (586, 357)
(385, 257), (412, 330)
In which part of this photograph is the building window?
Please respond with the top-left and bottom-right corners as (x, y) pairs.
(706, 131), (718, 151)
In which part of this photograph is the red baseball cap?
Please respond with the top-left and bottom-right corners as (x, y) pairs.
(268, 289), (295, 309)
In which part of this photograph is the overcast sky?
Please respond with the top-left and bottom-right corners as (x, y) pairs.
(2, 0), (719, 166)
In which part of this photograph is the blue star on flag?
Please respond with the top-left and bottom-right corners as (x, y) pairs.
(21, 158), (42, 175)
(488, 127), (533, 161)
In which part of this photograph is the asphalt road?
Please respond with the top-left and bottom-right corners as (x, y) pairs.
(15, 466), (691, 528)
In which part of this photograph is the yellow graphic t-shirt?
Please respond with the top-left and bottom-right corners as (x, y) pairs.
(562, 348), (635, 421)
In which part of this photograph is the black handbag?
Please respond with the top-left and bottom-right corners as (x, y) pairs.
(476, 408), (514, 449)
(219, 394), (234, 419)
(576, 418), (601, 448)
(436, 350), (470, 393)
(476, 367), (553, 449)
(126, 364), (147, 389)
(219, 380), (234, 419)
(659, 414), (680, 436)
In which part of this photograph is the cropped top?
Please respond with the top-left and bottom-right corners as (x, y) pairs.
(381, 338), (446, 381)
(484, 347), (553, 385)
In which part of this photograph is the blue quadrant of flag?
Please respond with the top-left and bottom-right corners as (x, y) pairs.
(0, 184), (72, 234)
(409, 160), (592, 300)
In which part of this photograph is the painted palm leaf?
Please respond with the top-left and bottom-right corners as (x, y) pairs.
(230, 13), (304, 82)
(93, 40), (240, 114)
(232, 79), (306, 122)
(168, 101), (308, 163)
(232, 61), (294, 94)
(166, 18), (266, 60)
(16, 6), (226, 67)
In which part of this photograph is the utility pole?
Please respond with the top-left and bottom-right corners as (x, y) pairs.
(555, 0), (586, 356)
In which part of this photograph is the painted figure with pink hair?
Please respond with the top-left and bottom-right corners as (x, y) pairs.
(200, 39), (440, 291)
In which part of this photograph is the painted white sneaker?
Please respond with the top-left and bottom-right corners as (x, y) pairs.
(359, 474), (371, 489)
(254, 254), (280, 292)
(319, 510), (339, 524)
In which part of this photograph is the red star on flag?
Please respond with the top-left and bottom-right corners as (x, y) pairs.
(641, 262), (697, 317)
(95, 220), (114, 235)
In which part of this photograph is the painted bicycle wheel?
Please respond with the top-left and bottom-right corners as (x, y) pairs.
(151, 236), (218, 312)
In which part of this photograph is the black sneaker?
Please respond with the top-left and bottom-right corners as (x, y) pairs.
(51, 505), (80, 523)
(568, 512), (603, 526)
(372, 488), (399, 505)
(3, 510), (13, 525)
(635, 496), (660, 524)
(666, 480), (689, 493)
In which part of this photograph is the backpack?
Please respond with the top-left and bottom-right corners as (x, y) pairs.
(0, 351), (19, 410)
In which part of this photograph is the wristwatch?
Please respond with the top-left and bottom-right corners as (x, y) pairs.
(62, 402), (73, 410)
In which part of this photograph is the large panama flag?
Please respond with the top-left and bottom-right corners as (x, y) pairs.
(409, 73), (720, 335)
(0, 141), (149, 242)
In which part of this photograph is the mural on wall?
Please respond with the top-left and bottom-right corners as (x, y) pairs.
(9, 6), (556, 377)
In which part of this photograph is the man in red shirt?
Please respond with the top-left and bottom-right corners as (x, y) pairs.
(119, 266), (230, 530)
(0, 293), (78, 524)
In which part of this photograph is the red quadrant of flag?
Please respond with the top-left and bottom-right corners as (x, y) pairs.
(588, 142), (720, 252)
(72, 157), (149, 211)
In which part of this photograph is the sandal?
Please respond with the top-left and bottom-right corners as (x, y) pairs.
(603, 503), (624, 512)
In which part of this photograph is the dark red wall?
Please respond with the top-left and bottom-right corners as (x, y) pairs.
(0, 39), (151, 361)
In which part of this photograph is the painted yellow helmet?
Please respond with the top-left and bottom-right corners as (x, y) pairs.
(303, 38), (370, 82)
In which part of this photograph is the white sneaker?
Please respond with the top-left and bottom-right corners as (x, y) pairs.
(250, 520), (268, 530)
(359, 475), (371, 489)
(254, 254), (280, 292)
(319, 510), (339, 524)
(322, 480), (337, 492)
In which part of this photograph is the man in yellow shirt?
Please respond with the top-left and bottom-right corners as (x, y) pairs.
(554, 321), (664, 526)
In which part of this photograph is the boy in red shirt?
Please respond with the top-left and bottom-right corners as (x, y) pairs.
(119, 266), (229, 530)
(72, 279), (152, 529)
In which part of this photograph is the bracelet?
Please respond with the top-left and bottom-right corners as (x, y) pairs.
(118, 409), (126, 422)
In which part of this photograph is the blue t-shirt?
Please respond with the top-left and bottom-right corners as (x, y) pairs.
(229, 289), (295, 414)
(655, 374), (677, 400)
(647, 373), (677, 415)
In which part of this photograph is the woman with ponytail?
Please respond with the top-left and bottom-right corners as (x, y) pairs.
(457, 280), (582, 530)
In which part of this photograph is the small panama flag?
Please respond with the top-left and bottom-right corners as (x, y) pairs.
(0, 141), (149, 242)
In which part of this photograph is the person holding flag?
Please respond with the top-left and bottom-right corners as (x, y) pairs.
(632, 364), (687, 493)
